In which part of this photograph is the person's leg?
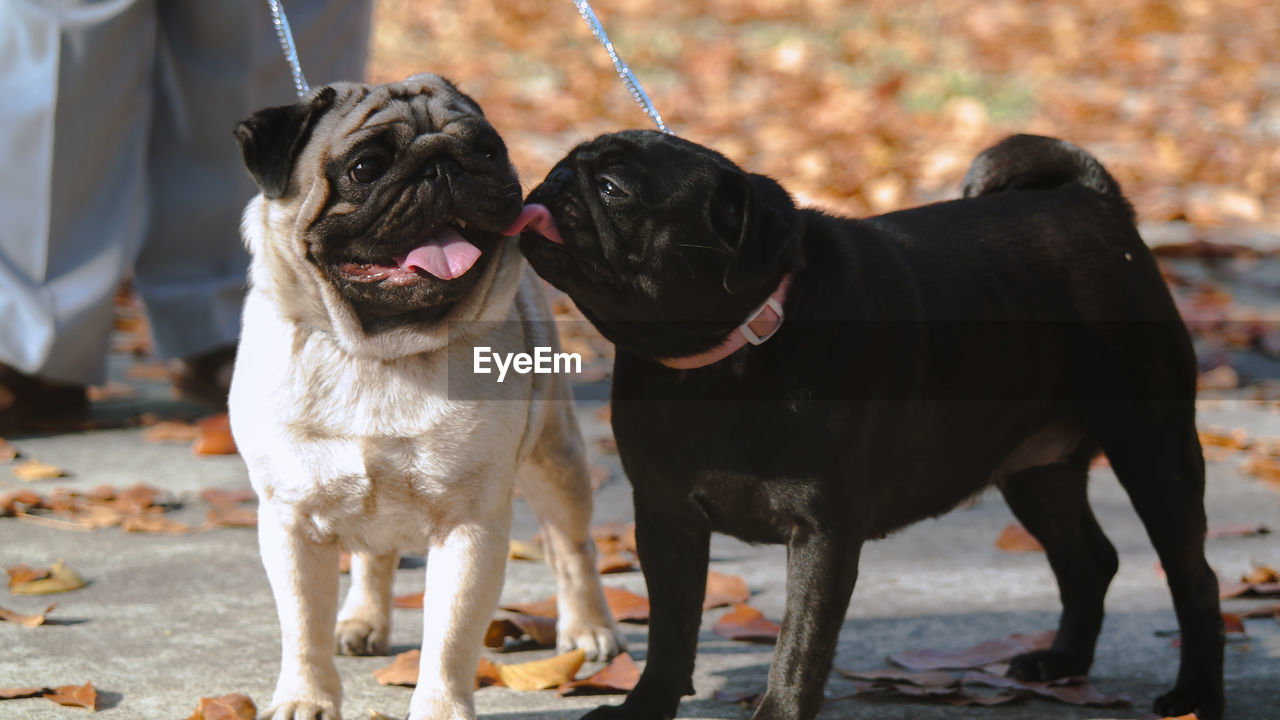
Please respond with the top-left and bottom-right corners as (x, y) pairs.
(0, 0), (156, 387)
(136, 0), (372, 372)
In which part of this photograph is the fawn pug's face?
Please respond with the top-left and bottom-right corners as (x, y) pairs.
(235, 74), (523, 330)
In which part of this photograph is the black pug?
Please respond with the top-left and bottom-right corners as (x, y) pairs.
(512, 131), (1224, 720)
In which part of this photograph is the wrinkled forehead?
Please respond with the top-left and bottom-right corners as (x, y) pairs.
(316, 74), (487, 148)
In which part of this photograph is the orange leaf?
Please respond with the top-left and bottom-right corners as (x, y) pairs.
(713, 603), (780, 644)
(1221, 612), (1245, 634)
(558, 652), (640, 695)
(597, 553), (637, 574)
(186, 693), (256, 720)
(603, 586), (650, 623)
(6, 563), (50, 589)
(0, 602), (55, 627)
(484, 614), (558, 649)
(591, 522), (637, 556)
(200, 488), (256, 506)
(8, 560), (87, 595)
(122, 514), (195, 534)
(1198, 427), (1249, 450)
(143, 421), (200, 443)
(704, 570), (750, 609)
(888, 631), (1056, 671)
(12, 458), (67, 481)
(204, 505), (257, 528)
(476, 657), (503, 689)
(0, 437), (16, 461)
(373, 650), (421, 687)
(500, 595), (558, 619)
(0, 488), (42, 516)
(193, 414), (237, 455)
(43, 682), (97, 710)
(494, 649), (586, 691)
(995, 524), (1044, 553)
(393, 592), (424, 609)
(0, 687), (45, 699)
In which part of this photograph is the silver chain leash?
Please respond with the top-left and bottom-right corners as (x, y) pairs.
(573, 0), (671, 134)
(267, 0), (309, 98)
(265, 0), (666, 133)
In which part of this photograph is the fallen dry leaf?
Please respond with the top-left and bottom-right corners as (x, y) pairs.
(603, 586), (650, 623)
(995, 524), (1044, 552)
(193, 413), (237, 455)
(509, 539), (545, 562)
(704, 570), (750, 609)
(186, 693), (256, 720)
(143, 420), (200, 443)
(86, 381), (137, 402)
(1240, 454), (1280, 487)
(43, 682), (98, 710)
(888, 631), (1055, 671)
(591, 522), (637, 556)
(0, 687), (45, 699)
(597, 553), (637, 574)
(1220, 565), (1280, 598)
(122, 514), (195, 534)
(493, 649), (586, 691)
(0, 602), (55, 627)
(1199, 427), (1250, 450)
(373, 650), (421, 687)
(0, 437), (16, 462)
(7, 560), (87, 595)
(11, 459), (67, 481)
(484, 613), (558, 650)
(204, 505), (257, 528)
(0, 488), (42, 516)
(713, 603), (780, 644)
(838, 668), (959, 688)
(960, 672), (1130, 707)
(558, 652), (640, 695)
(476, 657), (503, 689)
(393, 592), (424, 609)
(714, 688), (764, 707)
(1206, 523), (1270, 539)
(500, 595), (557, 618)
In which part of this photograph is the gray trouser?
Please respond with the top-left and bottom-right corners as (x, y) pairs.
(0, 0), (371, 384)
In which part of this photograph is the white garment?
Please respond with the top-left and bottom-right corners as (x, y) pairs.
(0, 0), (371, 383)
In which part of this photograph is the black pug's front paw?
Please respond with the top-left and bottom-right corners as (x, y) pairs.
(1152, 681), (1224, 720)
(1007, 649), (1091, 682)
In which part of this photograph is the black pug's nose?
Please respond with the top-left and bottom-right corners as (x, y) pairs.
(423, 156), (462, 183)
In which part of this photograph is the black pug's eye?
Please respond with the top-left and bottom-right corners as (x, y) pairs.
(348, 155), (388, 184)
(598, 176), (627, 199)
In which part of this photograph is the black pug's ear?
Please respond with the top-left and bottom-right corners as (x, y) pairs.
(233, 87), (337, 199)
(718, 172), (802, 294)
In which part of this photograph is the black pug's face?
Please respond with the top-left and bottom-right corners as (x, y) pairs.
(518, 130), (801, 360)
(236, 75), (522, 330)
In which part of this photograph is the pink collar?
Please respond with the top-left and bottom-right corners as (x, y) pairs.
(659, 274), (792, 370)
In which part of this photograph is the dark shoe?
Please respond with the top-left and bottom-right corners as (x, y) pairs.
(0, 364), (89, 431)
(171, 345), (236, 408)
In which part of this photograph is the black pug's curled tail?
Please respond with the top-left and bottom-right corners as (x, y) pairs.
(962, 134), (1134, 222)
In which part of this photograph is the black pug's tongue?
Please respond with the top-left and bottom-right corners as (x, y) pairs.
(504, 204), (563, 244)
(395, 227), (482, 280)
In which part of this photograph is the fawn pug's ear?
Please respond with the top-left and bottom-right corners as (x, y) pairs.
(234, 87), (337, 199)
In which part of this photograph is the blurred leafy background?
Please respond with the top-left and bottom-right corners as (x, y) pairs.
(365, 0), (1278, 228)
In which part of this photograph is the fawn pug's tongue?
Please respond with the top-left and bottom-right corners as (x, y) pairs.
(337, 225), (482, 286)
(395, 226), (482, 280)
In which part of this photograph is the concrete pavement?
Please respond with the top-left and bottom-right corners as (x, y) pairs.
(2, 328), (1278, 720)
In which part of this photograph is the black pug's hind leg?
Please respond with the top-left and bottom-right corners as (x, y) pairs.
(1103, 418), (1224, 720)
(751, 526), (862, 720)
(999, 457), (1118, 681)
(583, 496), (710, 720)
